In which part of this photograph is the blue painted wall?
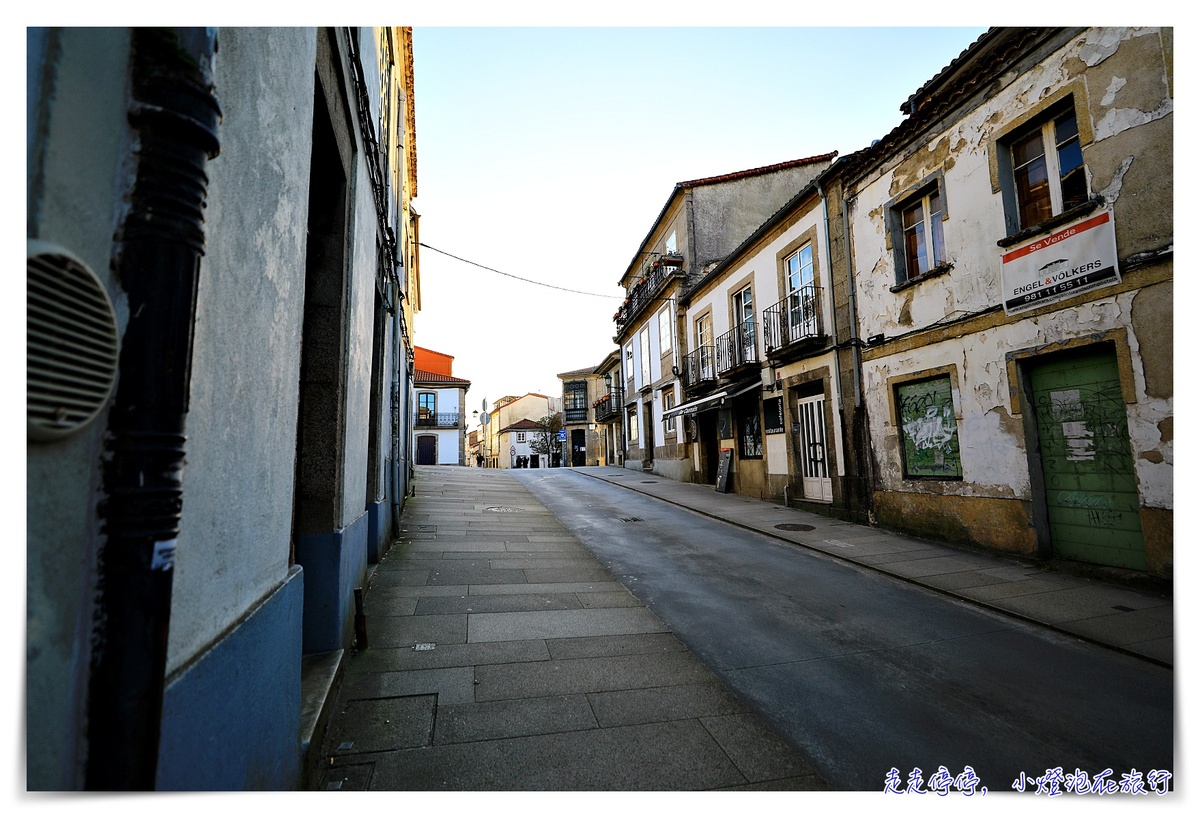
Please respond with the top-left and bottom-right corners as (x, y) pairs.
(295, 510), (369, 654)
(156, 566), (304, 790)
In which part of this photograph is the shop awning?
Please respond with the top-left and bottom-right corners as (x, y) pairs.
(662, 390), (727, 420)
(662, 380), (761, 420)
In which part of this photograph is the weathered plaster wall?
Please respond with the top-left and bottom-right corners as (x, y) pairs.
(171, 28), (319, 672)
(850, 28), (1171, 569)
(26, 27), (133, 791)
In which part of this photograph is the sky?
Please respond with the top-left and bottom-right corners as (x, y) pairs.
(409, 24), (991, 424)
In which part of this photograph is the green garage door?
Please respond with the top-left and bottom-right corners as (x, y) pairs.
(1030, 349), (1146, 570)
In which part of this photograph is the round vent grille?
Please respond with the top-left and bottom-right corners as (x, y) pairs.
(27, 240), (120, 441)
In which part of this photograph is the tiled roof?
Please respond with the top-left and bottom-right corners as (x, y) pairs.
(413, 368), (471, 386)
(500, 418), (542, 432)
(678, 152), (838, 189)
(557, 365), (599, 378)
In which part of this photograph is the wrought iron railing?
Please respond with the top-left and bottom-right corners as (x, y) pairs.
(613, 262), (685, 332)
(762, 286), (823, 353)
(715, 319), (758, 375)
(681, 346), (717, 390)
(414, 412), (460, 428)
(593, 385), (624, 422)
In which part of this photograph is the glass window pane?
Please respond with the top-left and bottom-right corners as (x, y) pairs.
(798, 245), (814, 289)
(1055, 110), (1078, 146)
(930, 210), (945, 267)
(1011, 129), (1046, 168)
(902, 201), (923, 229)
(1015, 160), (1052, 229)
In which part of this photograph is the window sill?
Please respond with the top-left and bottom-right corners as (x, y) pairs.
(997, 197), (1104, 248)
(890, 263), (954, 293)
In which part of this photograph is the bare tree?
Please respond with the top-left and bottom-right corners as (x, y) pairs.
(529, 413), (563, 466)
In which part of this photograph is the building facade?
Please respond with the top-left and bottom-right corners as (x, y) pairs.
(413, 347), (471, 466)
(843, 27), (1173, 577)
(614, 156), (835, 481)
(482, 393), (560, 468)
(558, 364), (611, 467)
(27, 27), (420, 790)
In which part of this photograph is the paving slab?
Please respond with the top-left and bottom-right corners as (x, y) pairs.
(309, 465), (826, 792)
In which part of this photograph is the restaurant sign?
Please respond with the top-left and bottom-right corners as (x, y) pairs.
(1001, 211), (1120, 316)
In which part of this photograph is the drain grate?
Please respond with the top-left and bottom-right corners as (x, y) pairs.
(775, 523), (816, 532)
(641, 480), (658, 483)
(620, 517), (644, 523)
(484, 506), (523, 513)
(1112, 605), (1135, 612)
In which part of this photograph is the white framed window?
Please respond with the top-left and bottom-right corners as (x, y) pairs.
(627, 405), (639, 443)
(900, 188), (946, 282)
(625, 343), (634, 380)
(516, 431), (526, 443)
(639, 328), (651, 386)
(662, 387), (676, 433)
(658, 307), (672, 353)
(1008, 106), (1086, 231)
(666, 230), (677, 254)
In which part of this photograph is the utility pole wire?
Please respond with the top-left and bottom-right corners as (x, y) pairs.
(419, 242), (621, 299)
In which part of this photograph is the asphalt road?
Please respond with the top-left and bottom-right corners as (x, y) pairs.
(514, 468), (1173, 793)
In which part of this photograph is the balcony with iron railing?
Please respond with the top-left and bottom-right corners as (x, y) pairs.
(715, 319), (759, 376)
(593, 386), (624, 422)
(680, 345), (717, 391)
(415, 412), (460, 428)
(762, 286), (824, 355)
(612, 255), (685, 336)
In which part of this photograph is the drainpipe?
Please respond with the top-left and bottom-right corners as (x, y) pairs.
(841, 189), (875, 509)
(87, 28), (220, 790)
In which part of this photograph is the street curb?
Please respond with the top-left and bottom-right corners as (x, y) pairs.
(572, 468), (1172, 670)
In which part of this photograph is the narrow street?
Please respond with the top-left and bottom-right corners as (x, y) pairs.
(313, 464), (1172, 792)
(515, 467), (1173, 792)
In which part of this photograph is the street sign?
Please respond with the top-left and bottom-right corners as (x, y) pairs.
(510, 446), (515, 456)
(557, 430), (566, 441)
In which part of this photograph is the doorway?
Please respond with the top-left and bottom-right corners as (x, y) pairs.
(571, 429), (586, 466)
(416, 435), (436, 465)
(796, 393), (833, 501)
(1027, 347), (1146, 570)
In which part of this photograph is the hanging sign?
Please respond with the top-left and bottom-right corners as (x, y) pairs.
(1000, 210), (1120, 316)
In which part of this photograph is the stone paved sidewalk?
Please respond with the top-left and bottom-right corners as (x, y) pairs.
(308, 466), (827, 791)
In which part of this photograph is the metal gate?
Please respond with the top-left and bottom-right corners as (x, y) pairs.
(1029, 349), (1146, 569)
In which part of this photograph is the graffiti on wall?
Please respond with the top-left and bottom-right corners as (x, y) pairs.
(897, 376), (962, 478)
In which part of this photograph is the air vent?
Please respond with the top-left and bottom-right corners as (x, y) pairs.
(27, 240), (120, 442)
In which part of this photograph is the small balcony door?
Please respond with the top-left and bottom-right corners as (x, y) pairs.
(796, 394), (832, 502)
(733, 286), (756, 364)
(696, 314), (714, 380)
(785, 245), (818, 339)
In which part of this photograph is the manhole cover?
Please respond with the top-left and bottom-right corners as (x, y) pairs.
(484, 506), (523, 513)
(775, 523), (816, 532)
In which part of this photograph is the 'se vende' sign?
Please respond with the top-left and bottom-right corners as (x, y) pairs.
(1001, 210), (1120, 316)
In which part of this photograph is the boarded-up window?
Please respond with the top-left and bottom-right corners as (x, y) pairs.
(896, 376), (961, 479)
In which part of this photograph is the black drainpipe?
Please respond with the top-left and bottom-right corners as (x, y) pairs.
(86, 28), (220, 790)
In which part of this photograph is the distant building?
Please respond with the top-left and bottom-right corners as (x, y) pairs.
(557, 362), (618, 466)
(483, 393), (559, 468)
(612, 155), (836, 480)
(413, 347), (471, 466)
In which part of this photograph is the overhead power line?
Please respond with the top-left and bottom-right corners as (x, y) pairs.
(419, 242), (620, 299)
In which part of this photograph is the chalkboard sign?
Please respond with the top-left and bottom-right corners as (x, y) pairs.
(715, 447), (734, 493)
(763, 396), (785, 434)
